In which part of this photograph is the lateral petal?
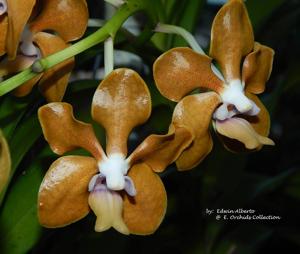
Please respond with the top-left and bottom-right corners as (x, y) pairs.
(153, 47), (224, 102)
(128, 127), (193, 172)
(6, 0), (36, 59)
(123, 163), (167, 235)
(38, 102), (104, 160)
(38, 156), (97, 227)
(0, 15), (8, 56)
(0, 129), (11, 194)
(30, 0), (88, 42)
(242, 42), (275, 94)
(33, 32), (74, 102)
(92, 68), (151, 156)
(210, 0), (254, 82)
(172, 92), (221, 170)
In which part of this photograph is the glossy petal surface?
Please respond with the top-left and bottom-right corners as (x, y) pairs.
(128, 127), (193, 172)
(172, 92), (221, 170)
(38, 102), (104, 160)
(243, 42), (274, 94)
(92, 68), (151, 156)
(6, 0), (36, 59)
(33, 32), (74, 102)
(210, 0), (254, 81)
(30, 0), (88, 42)
(0, 130), (11, 194)
(38, 156), (97, 227)
(153, 47), (224, 102)
(0, 15), (7, 56)
(123, 163), (167, 235)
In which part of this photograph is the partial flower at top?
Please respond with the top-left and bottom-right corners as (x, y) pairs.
(37, 68), (192, 235)
(153, 0), (275, 170)
(0, 129), (11, 194)
(0, 0), (88, 101)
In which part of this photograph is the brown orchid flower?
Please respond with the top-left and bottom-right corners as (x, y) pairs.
(153, 0), (275, 171)
(37, 68), (192, 235)
(0, 129), (11, 194)
(0, 0), (88, 101)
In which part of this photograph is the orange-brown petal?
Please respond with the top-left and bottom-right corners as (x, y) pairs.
(242, 42), (275, 94)
(128, 126), (193, 173)
(123, 163), (167, 235)
(153, 47), (224, 102)
(92, 68), (151, 156)
(172, 92), (221, 170)
(0, 129), (11, 194)
(0, 54), (36, 77)
(210, 0), (254, 82)
(218, 92), (273, 152)
(33, 32), (74, 102)
(38, 155), (97, 227)
(38, 102), (104, 160)
(0, 15), (8, 56)
(6, 0), (36, 59)
(30, 0), (88, 42)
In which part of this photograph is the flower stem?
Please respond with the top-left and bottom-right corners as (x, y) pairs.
(104, 37), (114, 76)
(0, 0), (144, 96)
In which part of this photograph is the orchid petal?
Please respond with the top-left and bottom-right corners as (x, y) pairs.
(128, 126), (193, 172)
(92, 68), (151, 156)
(210, 0), (254, 82)
(172, 92), (221, 170)
(38, 102), (105, 160)
(33, 32), (74, 102)
(38, 156), (97, 227)
(0, 129), (11, 194)
(242, 42), (274, 94)
(30, 0), (88, 42)
(123, 163), (167, 235)
(153, 47), (224, 102)
(6, 0), (36, 59)
(0, 15), (8, 56)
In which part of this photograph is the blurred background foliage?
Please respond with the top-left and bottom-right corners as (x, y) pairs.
(0, 0), (300, 253)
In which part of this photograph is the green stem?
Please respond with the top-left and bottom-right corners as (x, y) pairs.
(0, 0), (144, 96)
(104, 37), (114, 76)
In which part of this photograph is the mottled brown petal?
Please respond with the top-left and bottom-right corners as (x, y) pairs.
(38, 156), (97, 227)
(123, 163), (167, 235)
(242, 42), (275, 94)
(153, 47), (224, 102)
(210, 0), (254, 82)
(218, 92), (272, 152)
(38, 102), (104, 160)
(30, 0), (88, 42)
(172, 92), (221, 170)
(13, 75), (42, 97)
(6, 0), (36, 59)
(128, 127), (193, 172)
(0, 129), (11, 194)
(92, 68), (151, 156)
(0, 15), (8, 56)
(0, 54), (36, 77)
(33, 32), (74, 102)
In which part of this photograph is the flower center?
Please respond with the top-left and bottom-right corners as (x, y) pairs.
(20, 26), (41, 58)
(0, 0), (7, 16)
(98, 153), (129, 191)
(214, 80), (260, 121)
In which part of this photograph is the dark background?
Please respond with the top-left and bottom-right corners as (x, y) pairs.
(0, 0), (300, 253)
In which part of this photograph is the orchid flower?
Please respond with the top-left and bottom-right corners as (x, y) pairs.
(0, 0), (88, 101)
(37, 68), (192, 235)
(153, 0), (275, 170)
(0, 129), (10, 194)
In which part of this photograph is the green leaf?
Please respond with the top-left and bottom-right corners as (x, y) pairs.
(0, 146), (53, 254)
